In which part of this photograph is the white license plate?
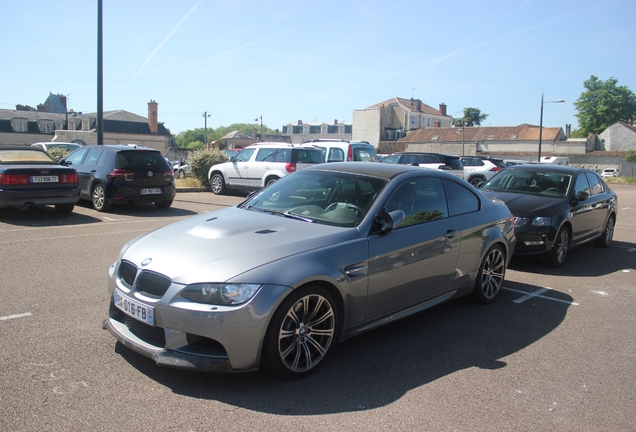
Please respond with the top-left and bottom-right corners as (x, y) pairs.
(31, 175), (59, 183)
(113, 289), (154, 326)
(140, 188), (162, 195)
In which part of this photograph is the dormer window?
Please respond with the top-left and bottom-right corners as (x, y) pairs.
(12, 119), (27, 133)
(321, 125), (328, 134)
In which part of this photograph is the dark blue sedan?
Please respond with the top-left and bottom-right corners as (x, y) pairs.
(0, 145), (80, 214)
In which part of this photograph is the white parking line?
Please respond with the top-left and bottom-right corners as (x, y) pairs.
(503, 287), (579, 306)
(0, 312), (32, 321)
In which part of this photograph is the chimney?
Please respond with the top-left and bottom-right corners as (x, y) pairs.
(411, 98), (422, 111)
(565, 124), (571, 138)
(148, 100), (158, 133)
(439, 103), (447, 116)
(334, 119), (338, 124)
(298, 120), (303, 125)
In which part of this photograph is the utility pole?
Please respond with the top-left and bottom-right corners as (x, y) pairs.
(97, 0), (103, 145)
(203, 112), (211, 148)
(255, 116), (263, 141)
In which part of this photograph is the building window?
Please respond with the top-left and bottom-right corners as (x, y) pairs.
(384, 114), (389, 124)
(427, 117), (431, 127)
(410, 115), (416, 125)
(41, 123), (53, 133)
(82, 120), (90, 131)
(13, 121), (27, 132)
(303, 126), (310, 134)
(321, 125), (328, 134)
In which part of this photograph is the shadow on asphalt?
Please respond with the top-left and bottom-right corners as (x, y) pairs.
(0, 200), (197, 227)
(508, 239), (636, 276)
(114, 280), (571, 415)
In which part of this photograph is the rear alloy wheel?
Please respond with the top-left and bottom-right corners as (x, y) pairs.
(594, 216), (615, 248)
(261, 285), (338, 378)
(91, 183), (112, 212)
(210, 173), (226, 195)
(154, 200), (173, 209)
(54, 203), (75, 214)
(178, 170), (185, 179)
(472, 245), (506, 304)
(545, 226), (570, 267)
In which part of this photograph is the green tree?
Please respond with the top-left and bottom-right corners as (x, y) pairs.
(624, 149), (636, 164)
(574, 75), (636, 135)
(453, 107), (489, 127)
(174, 122), (278, 148)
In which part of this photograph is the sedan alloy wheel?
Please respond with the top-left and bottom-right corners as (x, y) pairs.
(472, 245), (505, 303)
(262, 286), (337, 378)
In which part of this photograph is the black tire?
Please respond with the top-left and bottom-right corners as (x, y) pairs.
(594, 215), (615, 248)
(261, 285), (338, 378)
(91, 183), (112, 212)
(154, 200), (173, 209)
(471, 245), (506, 304)
(210, 173), (226, 195)
(54, 203), (75, 214)
(545, 226), (570, 267)
(469, 176), (484, 187)
(265, 177), (279, 187)
(178, 170), (185, 179)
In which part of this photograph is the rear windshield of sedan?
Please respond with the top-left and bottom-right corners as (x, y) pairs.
(0, 149), (55, 164)
(116, 151), (171, 169)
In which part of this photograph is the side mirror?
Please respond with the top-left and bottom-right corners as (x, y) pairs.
(229, 156), (236, 162)
(575, 191), (589, 201)
(60, 159), (69, 166)
(374, 210), (405, 234)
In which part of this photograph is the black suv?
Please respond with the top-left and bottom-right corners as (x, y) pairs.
(393, 152), (465, 179)
(62, 144), (176, 211)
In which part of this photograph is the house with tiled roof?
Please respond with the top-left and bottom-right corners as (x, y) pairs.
(282, 120), (352, 144)
(352, 97), (453, 147)
(389, 123), (593, 156)
(0, 97), (174, 152)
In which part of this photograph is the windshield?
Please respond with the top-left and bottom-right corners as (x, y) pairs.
(241, 170), (387, 227)
(482, 169), (572, 197)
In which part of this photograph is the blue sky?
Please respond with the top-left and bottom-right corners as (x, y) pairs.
(1, 0), (634, 135)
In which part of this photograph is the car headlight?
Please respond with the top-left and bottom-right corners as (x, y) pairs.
(530, 216), (552, 227)
(181, 283), (262, 305)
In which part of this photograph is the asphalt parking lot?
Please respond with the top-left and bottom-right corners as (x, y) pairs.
(1, 185), (635, 431)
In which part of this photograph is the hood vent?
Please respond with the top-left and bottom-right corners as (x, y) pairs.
(255, 228), (285, 234)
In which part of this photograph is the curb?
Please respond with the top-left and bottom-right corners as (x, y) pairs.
(175, 187), (210, 193)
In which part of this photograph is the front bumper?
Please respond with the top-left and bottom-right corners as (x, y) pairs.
(512, 226), (557, 255)
(103, 261), (292, 372)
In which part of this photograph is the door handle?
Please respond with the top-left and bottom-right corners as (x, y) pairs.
(444, 230), (457, 239)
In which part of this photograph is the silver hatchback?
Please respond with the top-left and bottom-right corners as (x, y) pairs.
(104, 162), (515, 377)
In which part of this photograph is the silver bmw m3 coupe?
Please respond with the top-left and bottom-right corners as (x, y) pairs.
(104, 162), (515, 377)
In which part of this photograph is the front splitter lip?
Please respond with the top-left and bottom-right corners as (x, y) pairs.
(102, 317), (235, 373)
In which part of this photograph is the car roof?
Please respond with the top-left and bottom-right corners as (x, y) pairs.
(303, 161), (461, 180)
(395, 151), (459, 157)
(504, 164), (587, 174)
(101, 144), (160, 152)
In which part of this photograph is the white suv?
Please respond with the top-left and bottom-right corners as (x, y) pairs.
(301, 139), (378, 162)
(460, 156), (507, 186)
(208, 143), (324, 195)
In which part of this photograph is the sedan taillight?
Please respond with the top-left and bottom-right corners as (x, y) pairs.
(0, 174), (29, 185)
(59, 173), (79, 184)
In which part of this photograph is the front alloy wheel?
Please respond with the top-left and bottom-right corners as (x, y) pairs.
(545, 226), (570, 267)
(472, 245), (506, 304)
(261, 286), (337, 378)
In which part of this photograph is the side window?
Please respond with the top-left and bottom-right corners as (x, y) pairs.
(274, 149), (291, 162)
(385, 178), (448, 228)
(256, 148), (277, 162)
(585, 172), (604, 195)
(444, 180), (479, 216)
(327, 148), (344, 162)
(84, 148), (104, 165)
(235, 148), (255, 162)
(574, 173), (590, 196)
(64, 148), (89, 166)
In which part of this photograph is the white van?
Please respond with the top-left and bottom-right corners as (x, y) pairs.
(540, 156), (569, 166)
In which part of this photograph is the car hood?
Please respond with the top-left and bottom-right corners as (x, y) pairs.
(120, 207), (359, 284)
(481, 190), (564, 217)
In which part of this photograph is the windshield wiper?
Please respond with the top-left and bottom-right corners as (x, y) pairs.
(260, 209), (313, 222)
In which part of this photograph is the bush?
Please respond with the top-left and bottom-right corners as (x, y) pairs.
(187, 149), (228, 188)
(48, 147), (73, 162)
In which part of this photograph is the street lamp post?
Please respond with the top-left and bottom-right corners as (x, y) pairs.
(255, 116), (262, 141)
(537, 94), (565, 162)
(460, 122), (466, 156)
(203, 111), (211, 148)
